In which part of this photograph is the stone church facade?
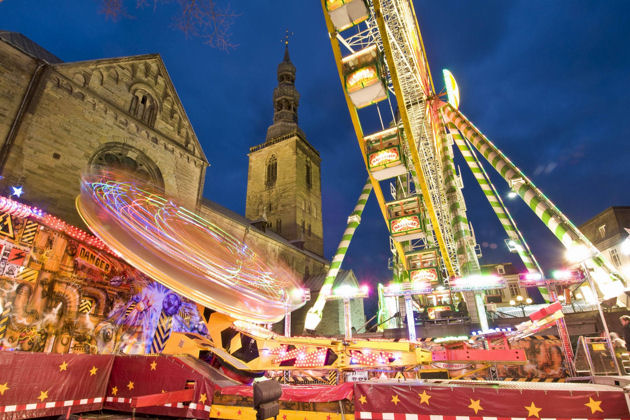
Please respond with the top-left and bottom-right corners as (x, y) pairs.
(0, 32), (364, 337)
(0, 32), (206, 226)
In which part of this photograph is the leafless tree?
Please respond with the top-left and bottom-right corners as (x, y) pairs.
(100, 0), (237, 51)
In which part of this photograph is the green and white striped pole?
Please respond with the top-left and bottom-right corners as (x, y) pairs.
(304, 179), (373, 332)
(437, 122), (479, 275)
(435, 117), (487, 329)
(445, 121), (549, 300)
(443, 103), (625, 298)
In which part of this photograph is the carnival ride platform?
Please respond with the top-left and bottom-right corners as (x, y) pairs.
(1, 351), (629, 420)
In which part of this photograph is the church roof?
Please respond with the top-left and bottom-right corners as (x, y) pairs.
(304, 269), (358, 293)
(0, 31), (62, 63)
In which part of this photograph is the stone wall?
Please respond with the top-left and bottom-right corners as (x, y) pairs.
(0, 41), (37, 146)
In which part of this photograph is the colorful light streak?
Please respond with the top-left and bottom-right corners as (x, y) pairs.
(76, 174), (307, 323)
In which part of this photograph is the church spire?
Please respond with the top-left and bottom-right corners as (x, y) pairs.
(266, 43), (305, 142)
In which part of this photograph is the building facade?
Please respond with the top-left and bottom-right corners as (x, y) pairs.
(482, 263), (530, 308)
(579, 206), (630, 282)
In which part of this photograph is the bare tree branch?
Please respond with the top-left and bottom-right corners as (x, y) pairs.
(99, 0), (237, 51)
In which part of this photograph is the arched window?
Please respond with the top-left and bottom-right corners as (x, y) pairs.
(129, 89), (157, 127)
(90, 143), (164, 189)
(266, 155), (277, 188)
(305, 161), (312, 190)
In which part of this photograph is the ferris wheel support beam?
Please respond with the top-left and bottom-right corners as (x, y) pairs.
(304, 179), (373, 332)
(442, 103), (627, 302)
(444, 121), (550, 301)
(434, 117), (480, 275)
(372, 0), (455, 277)
(434, 114), (488, 329)
(319, 0), (408, 271)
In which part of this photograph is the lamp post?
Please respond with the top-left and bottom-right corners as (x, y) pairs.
(285, 288), (310, 337)
(382, 281), (433, 342)
(325, 284), (369, 341)
(509, 295), (532, 317)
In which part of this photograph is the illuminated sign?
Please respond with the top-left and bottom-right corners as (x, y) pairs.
(450, 274), (506, 291)
(442, 69), (460, 109)
(76, 245), (112, 273)
(390, 216), (421, 234)
(410, 268), (438, 283)
(346, 66), (378, 91)
(369, 147), (400, 168)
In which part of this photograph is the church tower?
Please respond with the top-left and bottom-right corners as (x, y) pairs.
(246, 45), (324, 257)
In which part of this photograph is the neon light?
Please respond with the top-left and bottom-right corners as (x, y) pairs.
(390, 216), (421, 233)
(369, 147), (399, 167)
(551, 269), (585, 283)
(450, 274), (506, 291)
(442, 69), (460, 109)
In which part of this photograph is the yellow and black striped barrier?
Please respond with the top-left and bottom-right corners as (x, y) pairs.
(20, 220), (38, 245)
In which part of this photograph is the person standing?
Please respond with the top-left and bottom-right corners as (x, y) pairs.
(618, 315), (630, 352)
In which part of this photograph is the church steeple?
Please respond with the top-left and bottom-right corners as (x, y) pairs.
(246, 41), (324, 257)
(266, 44), (305, 142)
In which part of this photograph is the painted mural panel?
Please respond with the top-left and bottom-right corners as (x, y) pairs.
(0, 207), (206, 355)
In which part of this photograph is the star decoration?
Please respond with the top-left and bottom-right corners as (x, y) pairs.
(150, 360), (157, 371)
(199, 393), (207, 404)
(418, 390), (431, 405)
(111, 386), (118, 396)
(282, 415), (288, 420)
(468, 399), (483, 414)
(59, 361), (68, 372)
(237, 409), (242, 415)
(525, 402), (542, 418)
(0, 382), (9, 395)
(127, 381), (134, 390)
(10, 186), (23, 198)
(391, 394), (400, 405)
(89, 366), (98, 376)
(358, 394), (367, 404)
(37, 390), (49, 402)
(585, 397), (603, 414)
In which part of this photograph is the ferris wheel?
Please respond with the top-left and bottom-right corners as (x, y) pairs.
(305, 0), (626, 337)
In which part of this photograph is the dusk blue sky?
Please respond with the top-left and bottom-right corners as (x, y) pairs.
(1, 1), (629, 308)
